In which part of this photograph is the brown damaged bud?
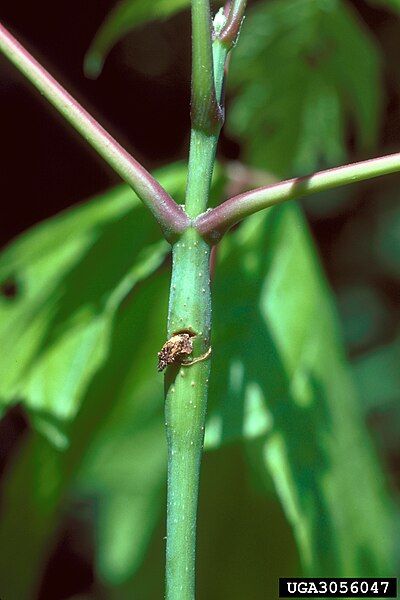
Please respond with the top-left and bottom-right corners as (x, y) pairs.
(157, 333), (194, 372)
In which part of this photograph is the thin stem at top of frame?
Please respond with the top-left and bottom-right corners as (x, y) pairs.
(191, 0), (222, 134)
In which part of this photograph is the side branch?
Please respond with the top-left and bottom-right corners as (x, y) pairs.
(195, 151), (400, 243)
(0, 22), (189, 241)
(219, 0), (247, 49)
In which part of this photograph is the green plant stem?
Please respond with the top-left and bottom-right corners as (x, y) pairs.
(0, 22), (188, 241)
(164, 131), (215, 600)
(195, 150), (400, 243)
(191, 0), (221, 133)
(164, 7), (231, 599)
(165, 228), (211, 600)
(183, 39), (228, 217)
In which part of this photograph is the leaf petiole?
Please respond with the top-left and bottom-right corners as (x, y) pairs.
(0, 22), (189, 242)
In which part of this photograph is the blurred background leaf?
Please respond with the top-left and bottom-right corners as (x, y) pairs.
(0, 267), (168, 598)
(0, 163), (225, 597)
(353, 333), (400, 410)
(0, 162), (188, 597)
(84, 0), (191, 78)
(0, 163), (188, 446)
(205, 204), (394, 576)
(228, 0), (382, 176)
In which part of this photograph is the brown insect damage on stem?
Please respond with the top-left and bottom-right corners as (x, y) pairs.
(157, 333), (194, 372)
(157, 331), (213, 371)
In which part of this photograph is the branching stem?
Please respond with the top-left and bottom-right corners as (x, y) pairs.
(0, 22), (189, 241)
(195, 150), (400, 243)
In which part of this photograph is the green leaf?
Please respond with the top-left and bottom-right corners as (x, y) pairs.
(336, 284), (388, 353)
(71, 269), (170, 586)
(0, 430), (64, 600)
(69, 262), (169, 586)
(0, 159), (228, 595)
(0, 266), (169, 598)
(0, 161), (188, 597)
(85, 0), (191, 78)
(205, 204), (394, 576)
(76, 421), (166, 586)
(97, 442), (301, 599)
(0, 162), (187, 446)
(228, 0), (382, 177)
(353, 334), (400, 410)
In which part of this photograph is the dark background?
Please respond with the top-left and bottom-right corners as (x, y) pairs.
(1, 1), (399, 598)
(1, 1), (192, 245)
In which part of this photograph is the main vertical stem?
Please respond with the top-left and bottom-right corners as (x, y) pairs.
(164, 5), (230, 597)
(165, 228), (211, 599)
(164, 133), (216, 599)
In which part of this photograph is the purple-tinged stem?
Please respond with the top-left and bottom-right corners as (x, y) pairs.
(0, 22), (189, 241)
(195, 151), (400, 244)
(218, 0), (247, 48)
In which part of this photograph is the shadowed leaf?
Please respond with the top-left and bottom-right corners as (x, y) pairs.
(205, 204), (394, 577)
(0, 163), (188, 446)
(0, 161), (227, 595)
(0, 162), (188, 597)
